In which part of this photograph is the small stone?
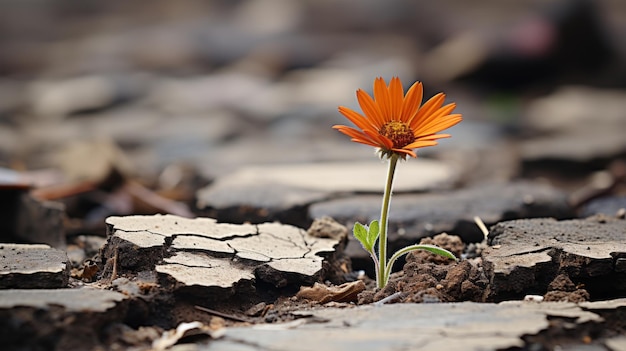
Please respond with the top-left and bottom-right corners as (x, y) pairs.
(244, 302), (267, 317)
(112, 277), (142, 296)
(523, 295), (544, 302)
(307, 216), (348, 242)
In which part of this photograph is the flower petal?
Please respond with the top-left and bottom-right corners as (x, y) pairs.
(357, 89), (384, 129)
(338, 106), (376, 131)
(351, 138), (381, 148)
(389, 77), (404, 120)
(364, 129), (393, 149)
(373, 77), (392, 120)
(412, 102), (457, 133)
(403, 140), (439, 149)
(408, 93), (445, 131)
(417, 114), (462, 136)
(333, 125), (377, 143)
(336, 129), (384, 149)
(393, 148), (417, 158)
(416, 133), (451, 141)
(400, 81), (423, 122)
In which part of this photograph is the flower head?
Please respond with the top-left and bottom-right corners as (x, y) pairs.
(333, 77), (462, 159)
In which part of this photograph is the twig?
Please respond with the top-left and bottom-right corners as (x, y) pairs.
(473, 216), (489, 240)
(31, 180), (97, 201)
(110, 248), (118, 282)
(570, 160), (626, 209)
(194, 305), (253, 323)
(373, 291), (406, 306)
(125, 180), (194, 218)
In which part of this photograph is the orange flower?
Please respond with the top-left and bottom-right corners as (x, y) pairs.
(333, 77), (462, 159)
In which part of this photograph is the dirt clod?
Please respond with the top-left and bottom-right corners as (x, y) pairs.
(358, 234), (489, 304)
(544, 273), (590, 302)
(544, 290), (590, 302)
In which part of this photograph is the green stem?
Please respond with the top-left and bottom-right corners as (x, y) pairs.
(376, 153), (399, 289)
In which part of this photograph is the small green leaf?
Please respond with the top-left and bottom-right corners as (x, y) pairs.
(352, 222), (373, 252)
(353, 222), (367, 241)
(414, 244), (457, 260)
(367, 220), (380, 246)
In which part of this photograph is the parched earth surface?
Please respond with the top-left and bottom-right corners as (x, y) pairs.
(2, 1), (626, 350)
(1, 209), (625, 350)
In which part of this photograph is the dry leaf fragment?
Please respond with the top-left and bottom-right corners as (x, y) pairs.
(152, 321), (225, 350)
(296, 280), (365, 304)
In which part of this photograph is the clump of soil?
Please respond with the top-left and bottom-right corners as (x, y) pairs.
(543, 273), (590, 302)
(358, 233), (489, 304)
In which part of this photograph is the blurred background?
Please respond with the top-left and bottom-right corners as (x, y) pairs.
(1, 0), (625, 232)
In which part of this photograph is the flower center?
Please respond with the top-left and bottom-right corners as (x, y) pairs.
(379, 121), (415, 148)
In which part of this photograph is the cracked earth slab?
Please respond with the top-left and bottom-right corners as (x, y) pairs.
(0, 243), (70, 288)
(101, 214), (346, 301)
(0, 288), (128, 350)
(0, 188), (66, 248)
(483, 216), (626, 301)
(193, 299), (626, 351)
(196, 160), (457, 226)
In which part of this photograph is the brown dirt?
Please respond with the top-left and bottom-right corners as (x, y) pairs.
(94, 228), (606, 329)
(357, 233), (490, 304)
(243, 234), (482, 321)
(543, 273), (590, 302)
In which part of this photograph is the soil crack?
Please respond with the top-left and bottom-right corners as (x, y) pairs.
(172, 231), (258, 242)
(504, 246), (554, 257)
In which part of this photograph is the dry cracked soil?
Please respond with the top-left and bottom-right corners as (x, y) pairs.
(2, 1), (626, 350)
